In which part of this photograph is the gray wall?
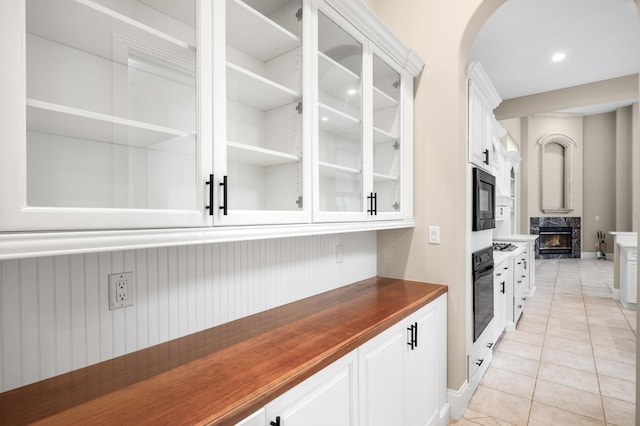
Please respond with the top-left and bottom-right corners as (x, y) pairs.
(584, 112), (616, 253)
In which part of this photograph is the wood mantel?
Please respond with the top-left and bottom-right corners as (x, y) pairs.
(0, 277), (446, 425)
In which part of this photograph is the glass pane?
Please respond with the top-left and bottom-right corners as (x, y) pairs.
(318, 12), (363, 213)
(372, 54), (401, 214)
(25, 0), (197, 210)
(226, 0), (303, 211)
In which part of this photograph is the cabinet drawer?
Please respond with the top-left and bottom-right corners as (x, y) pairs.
(470, 327), (493, 378)
(514, 288), (525, 323)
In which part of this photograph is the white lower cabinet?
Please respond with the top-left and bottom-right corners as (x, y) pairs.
(469, 325), (493, 395)
(236, 408), (266, 426)
(265, 350), (358, 426)
(620, 247), (637, 309)
(236, 294), (447, 426)
(493, 259), (509, 338)
(359, 294), (447, 426)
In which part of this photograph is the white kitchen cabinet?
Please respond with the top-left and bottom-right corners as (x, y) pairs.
(236, 294), (447, 426)
(236, 409), (266, 426)
(313, 4), (416, 223)
(493, 259), (509, 338)
(467, 62), (501, 173)
(494, 236), (538, 297)
(359, 294), (447, 426)
(265, 350), (358, 426)
(1, 0), (213, 230)
(469, 320), (493, 395)
(221, 0), (310, 225)
(0, 0), (423, 251)
(620, 246), (637, 309)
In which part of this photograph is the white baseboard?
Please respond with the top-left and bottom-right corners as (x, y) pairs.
(438, 402), (451, 426)
(447, 380), (471, 419)
(612, 288), (620, 301)
(582, 251), (614, 259)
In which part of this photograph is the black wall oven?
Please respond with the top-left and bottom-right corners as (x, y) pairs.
(472, 246), (494, 342)
(472, 167), (495, 231)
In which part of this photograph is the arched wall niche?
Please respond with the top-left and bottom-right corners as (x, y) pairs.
(537, 133), (577, 213)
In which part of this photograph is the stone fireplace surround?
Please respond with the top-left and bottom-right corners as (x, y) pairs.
(530, 217), (581, 259)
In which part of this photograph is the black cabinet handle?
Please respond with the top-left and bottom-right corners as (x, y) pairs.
(414, 322), (418, 348)
(205, 173), (214, 216)
(517, 304), (523, 308)
(476, 358), (484, 366)
(373, 192), (377, 215)
(219, 175), (228, 216)
(407, 322), (418, 350)
(500, 281), (505, 294)
(270, 416), (281, 426)
(496, 272), (502, 277)
(486, 342), (493, 349)
(367, 193), (374, 215)
(483, 149), (489, 165)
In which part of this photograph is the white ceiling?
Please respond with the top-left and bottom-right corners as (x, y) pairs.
(468, 0), (640, 114)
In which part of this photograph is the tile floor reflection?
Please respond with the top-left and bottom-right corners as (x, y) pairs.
(449, 258), (636, 426)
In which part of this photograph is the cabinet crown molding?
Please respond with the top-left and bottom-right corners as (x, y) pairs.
(325, 0), (425, 77)
(468, 61), (502, 109)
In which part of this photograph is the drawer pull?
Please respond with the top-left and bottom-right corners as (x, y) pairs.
(486, 342), (493, 349)
(517, 304), (522, 308)
(476, 359), (484, 366)
(271, 416), (281, 426)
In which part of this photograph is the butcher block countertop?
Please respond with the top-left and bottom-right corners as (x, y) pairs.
(0, 277), (447, 425)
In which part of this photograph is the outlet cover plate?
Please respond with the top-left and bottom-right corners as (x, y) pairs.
(108, 272), (134, 310)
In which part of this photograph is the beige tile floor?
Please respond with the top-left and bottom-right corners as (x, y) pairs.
(450, 258), (637, 426)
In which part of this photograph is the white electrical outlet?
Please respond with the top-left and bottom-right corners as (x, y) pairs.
(336, 244), (344, 264)
(108, 272), (134, 310)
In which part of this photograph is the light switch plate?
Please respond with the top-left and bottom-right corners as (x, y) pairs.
(428, 226), (440, 244)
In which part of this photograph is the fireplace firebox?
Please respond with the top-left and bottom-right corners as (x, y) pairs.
(530, 217), (581, 259)
(538, 226), (572, 255)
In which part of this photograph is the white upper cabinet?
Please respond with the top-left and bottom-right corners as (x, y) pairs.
(468, 62), (501, 173)
(315, 8), (366, 221)
(0, 0), (212, 230)
(313, 3), (416, 222)
(220, 0), (309, 225)
(0, 0), (423, 248)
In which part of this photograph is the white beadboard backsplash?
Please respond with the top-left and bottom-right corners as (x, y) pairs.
(0, 231), (376, 392)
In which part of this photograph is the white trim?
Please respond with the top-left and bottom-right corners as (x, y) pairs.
(447, 380), (471, 420)
(0, 219), (414, 260)
(323, 0), (424, 77)
(438, 402), (451, 426)
(582, 251), (614, 259)
(467, 62), (501, 109)
(612, 288), (620, 301)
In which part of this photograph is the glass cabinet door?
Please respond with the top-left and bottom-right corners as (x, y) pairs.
(372, 53), (402, 217)
(223, 0), (305, 224)
(316, 10), (364, 219)
(21, 0), (207, 229)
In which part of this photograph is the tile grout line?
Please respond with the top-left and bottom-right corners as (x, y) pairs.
(526, 258), (558, 425)
(579, 260), (609, 425)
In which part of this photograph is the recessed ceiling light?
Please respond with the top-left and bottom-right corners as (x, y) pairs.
(321, 116), (329, 121)
(347, 88), (357, 95)
(552, 52), (566, 62)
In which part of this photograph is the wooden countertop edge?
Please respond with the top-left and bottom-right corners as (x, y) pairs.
(0, 277), (447, 425)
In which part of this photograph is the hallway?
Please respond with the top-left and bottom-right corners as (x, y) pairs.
(452, 258), (636, 425)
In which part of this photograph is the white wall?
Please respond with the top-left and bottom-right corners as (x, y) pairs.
(0, 231), (376, 392)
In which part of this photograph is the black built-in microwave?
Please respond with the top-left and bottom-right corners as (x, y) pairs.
(472, 167), (495, 231)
